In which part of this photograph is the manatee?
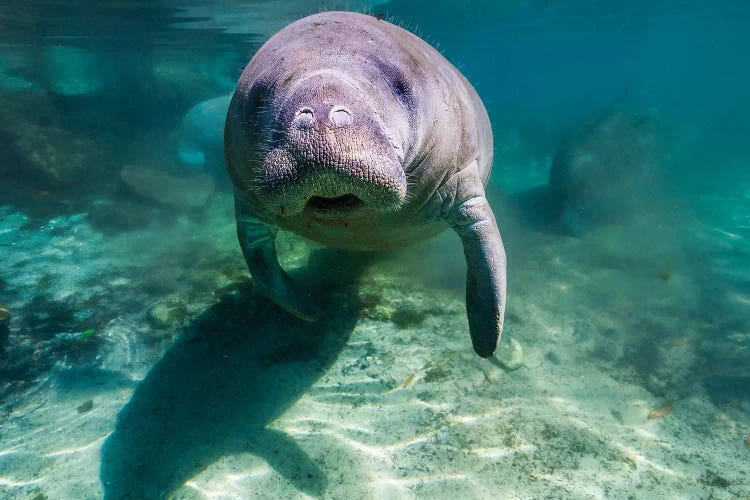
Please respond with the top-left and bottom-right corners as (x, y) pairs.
(177, 94), (231, 172)
(548, 107), (660, 235)
(225, 11), (506, 357)
(511, 107), (661, 236)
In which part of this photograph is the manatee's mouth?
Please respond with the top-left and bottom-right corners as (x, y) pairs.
(257, 147), (407, 218)
(306, 193), (363, 211)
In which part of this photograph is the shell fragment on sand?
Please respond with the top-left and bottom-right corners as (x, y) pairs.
(494, 337), (524, 371)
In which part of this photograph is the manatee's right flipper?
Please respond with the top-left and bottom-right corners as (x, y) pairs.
(235, 193), (317, 321)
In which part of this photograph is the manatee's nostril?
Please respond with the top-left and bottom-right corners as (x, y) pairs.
(329, 107), (352, 128)
(294, 108), (315, 129)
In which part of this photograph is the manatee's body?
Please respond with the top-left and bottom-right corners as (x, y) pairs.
(225, 11), (506, 357)
(548, 107), (659, 235)
(177, 95), (231, 172)
(512, 107), (660, 236)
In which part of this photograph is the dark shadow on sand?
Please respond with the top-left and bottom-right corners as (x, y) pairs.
(100, 249), (370, 499)
(509, 185), (565, 234)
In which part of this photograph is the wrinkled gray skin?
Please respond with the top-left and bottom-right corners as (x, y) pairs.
(225, 11), (506, 357)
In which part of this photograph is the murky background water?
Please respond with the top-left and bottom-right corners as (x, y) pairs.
(1, 1), (748, 498)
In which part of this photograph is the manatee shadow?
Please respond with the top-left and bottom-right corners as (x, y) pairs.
(509, 184), (627, 237)
(100, 249), (370, 499)
(508, 185), (569, 235)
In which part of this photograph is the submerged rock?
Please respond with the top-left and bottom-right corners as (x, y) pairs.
(7, 124), (102, 188)
(147, 301), (187, 330)
(45, 46), (107, 96)
(0, 72), (36, 92)
(120, 164), (215, 209)
(77, 399), (94, 413)
(86, 199), (156, 234)
(0, 52), (36, 92)
(390, 308), (429, 328)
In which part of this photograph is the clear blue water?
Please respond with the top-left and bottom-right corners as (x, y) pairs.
(0, 1), (748, 498)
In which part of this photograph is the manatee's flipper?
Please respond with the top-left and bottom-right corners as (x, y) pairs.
(235, 193), (317, 321)
(446, 196), (507, 358)
(251, 429), (328, 496)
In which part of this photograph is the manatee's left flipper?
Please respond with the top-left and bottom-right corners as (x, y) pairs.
(444, 189), (507, 358)
(250, 429), (328, 496)
(235, 192), (318, 321)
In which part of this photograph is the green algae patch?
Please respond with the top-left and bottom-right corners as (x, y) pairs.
(77, 328), (96, 340)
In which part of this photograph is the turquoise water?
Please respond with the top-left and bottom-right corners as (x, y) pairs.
(1, 1), (748, 498)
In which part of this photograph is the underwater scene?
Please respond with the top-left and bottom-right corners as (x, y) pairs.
(1, 0), (748, 498)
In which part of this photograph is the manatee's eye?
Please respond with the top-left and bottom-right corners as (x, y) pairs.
(387, 74), (415, 110)
(393, 80), (408, 99)
(370, 56), (415, 109)
(253, 93), (266, 109)
(245, 83), (270, 121)
(387, 72), (415, 110)
(242, 82), (276, 139)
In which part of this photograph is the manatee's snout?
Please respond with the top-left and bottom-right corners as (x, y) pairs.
(257, 73), (407, 219)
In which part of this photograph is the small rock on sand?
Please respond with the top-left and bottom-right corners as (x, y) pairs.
(147, 301), (187, 329)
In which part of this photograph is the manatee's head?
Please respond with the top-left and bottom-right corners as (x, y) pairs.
(226, 13), (423, 223)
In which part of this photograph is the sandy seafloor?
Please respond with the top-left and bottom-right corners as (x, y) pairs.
(1, 161), (749, 499)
